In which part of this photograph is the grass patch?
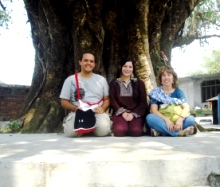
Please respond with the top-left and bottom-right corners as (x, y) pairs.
(191, 109), (212, 117)
(0, 120), (22, 133)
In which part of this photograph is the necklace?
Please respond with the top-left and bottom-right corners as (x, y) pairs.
(119, 77), (130, 83)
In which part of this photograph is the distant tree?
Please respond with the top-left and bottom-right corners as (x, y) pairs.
(202, 49), (220, 73)
(188, 69), (205, 75)
(188, 49), (220, 75)
(0, 0), (11, 28)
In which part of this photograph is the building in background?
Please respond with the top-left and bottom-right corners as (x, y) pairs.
(178, 73), (220, 109)
(0, 84), (30, 121)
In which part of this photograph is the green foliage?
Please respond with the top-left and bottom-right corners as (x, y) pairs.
(184, 0), (220, 43)
(0, 0), (12, 28)
(0, 120), (22, 133)
(188, 69), (205, 76)
(188, 49), (220, 75)
(190, 109), (212, 117)
(0, 10), (10, 27)
(202, 50), (220, 74)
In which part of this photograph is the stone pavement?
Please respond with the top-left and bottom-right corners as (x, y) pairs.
(199, 123), (220, 131)
(1, 127), (220, 187)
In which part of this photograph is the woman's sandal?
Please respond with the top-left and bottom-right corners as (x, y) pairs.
(192, 125), (197, 134)
(151, 128), (161, 137)
(178, 125), (197, 136)
(186, 127), (194, 135)
(185, 126), (197, 135)
(178, 129), (190, 137)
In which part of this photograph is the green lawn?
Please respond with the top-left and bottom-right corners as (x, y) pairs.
(191, 109), (212, 117)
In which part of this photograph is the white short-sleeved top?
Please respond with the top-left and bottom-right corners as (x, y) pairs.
(60, 73), (109, 106)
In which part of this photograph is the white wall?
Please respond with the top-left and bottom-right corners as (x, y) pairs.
(179, 81), (194, 108)
(178, 74), (220, 109)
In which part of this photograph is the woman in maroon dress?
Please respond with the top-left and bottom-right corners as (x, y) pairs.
(109, 57), (149, 136)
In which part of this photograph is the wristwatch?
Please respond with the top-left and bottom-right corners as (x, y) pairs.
(180, 115), (185, 119)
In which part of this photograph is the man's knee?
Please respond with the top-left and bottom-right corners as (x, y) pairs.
(94, 114), (111, 136)
(94, 122), (111, 136)
(63, 128), (81, 137)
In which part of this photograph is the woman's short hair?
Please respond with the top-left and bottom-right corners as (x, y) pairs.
(79, 51), (95, 61)
(157, 66), (178, 88)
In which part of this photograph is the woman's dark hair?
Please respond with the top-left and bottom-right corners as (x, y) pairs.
(157, 66), (178, 88)
(116, 57), (136, 78)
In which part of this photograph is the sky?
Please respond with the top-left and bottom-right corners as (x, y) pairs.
(0, 0), (34, 85)
(171, 37), (220, 77)
(0, 1), (220, 85)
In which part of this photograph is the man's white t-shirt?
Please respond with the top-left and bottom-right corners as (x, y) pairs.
(60, 73), (109, 109)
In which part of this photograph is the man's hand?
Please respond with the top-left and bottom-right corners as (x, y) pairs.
(94, 106), (104, 114)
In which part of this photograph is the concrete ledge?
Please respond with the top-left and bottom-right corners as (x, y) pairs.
(195, 116), (213, 124)
(1, 132), (220, 187)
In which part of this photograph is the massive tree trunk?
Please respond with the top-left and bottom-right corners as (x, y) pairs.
(20, 0), (201, 133)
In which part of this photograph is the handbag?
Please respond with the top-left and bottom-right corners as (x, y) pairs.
(73, 73), (96, 134)
(159, 104), (189, 123)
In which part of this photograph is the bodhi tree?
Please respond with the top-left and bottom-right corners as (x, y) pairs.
(17, 0), (217, 133)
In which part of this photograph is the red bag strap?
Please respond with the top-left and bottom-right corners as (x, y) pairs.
(75, 73), (81, 100)
(86, 98), (103, 106)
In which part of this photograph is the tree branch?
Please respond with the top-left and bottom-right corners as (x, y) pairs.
(0, 0), (6, 11)
(173, 34), (220, 48)
(200, 17), (220, 27)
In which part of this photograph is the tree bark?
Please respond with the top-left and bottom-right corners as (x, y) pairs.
(20, 0), (201, 133)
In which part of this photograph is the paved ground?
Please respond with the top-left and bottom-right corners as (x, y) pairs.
(200, 123), (220, 129)
(1, 125), (220, 187)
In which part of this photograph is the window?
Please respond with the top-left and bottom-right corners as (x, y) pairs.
(201, 80), (220, 102)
